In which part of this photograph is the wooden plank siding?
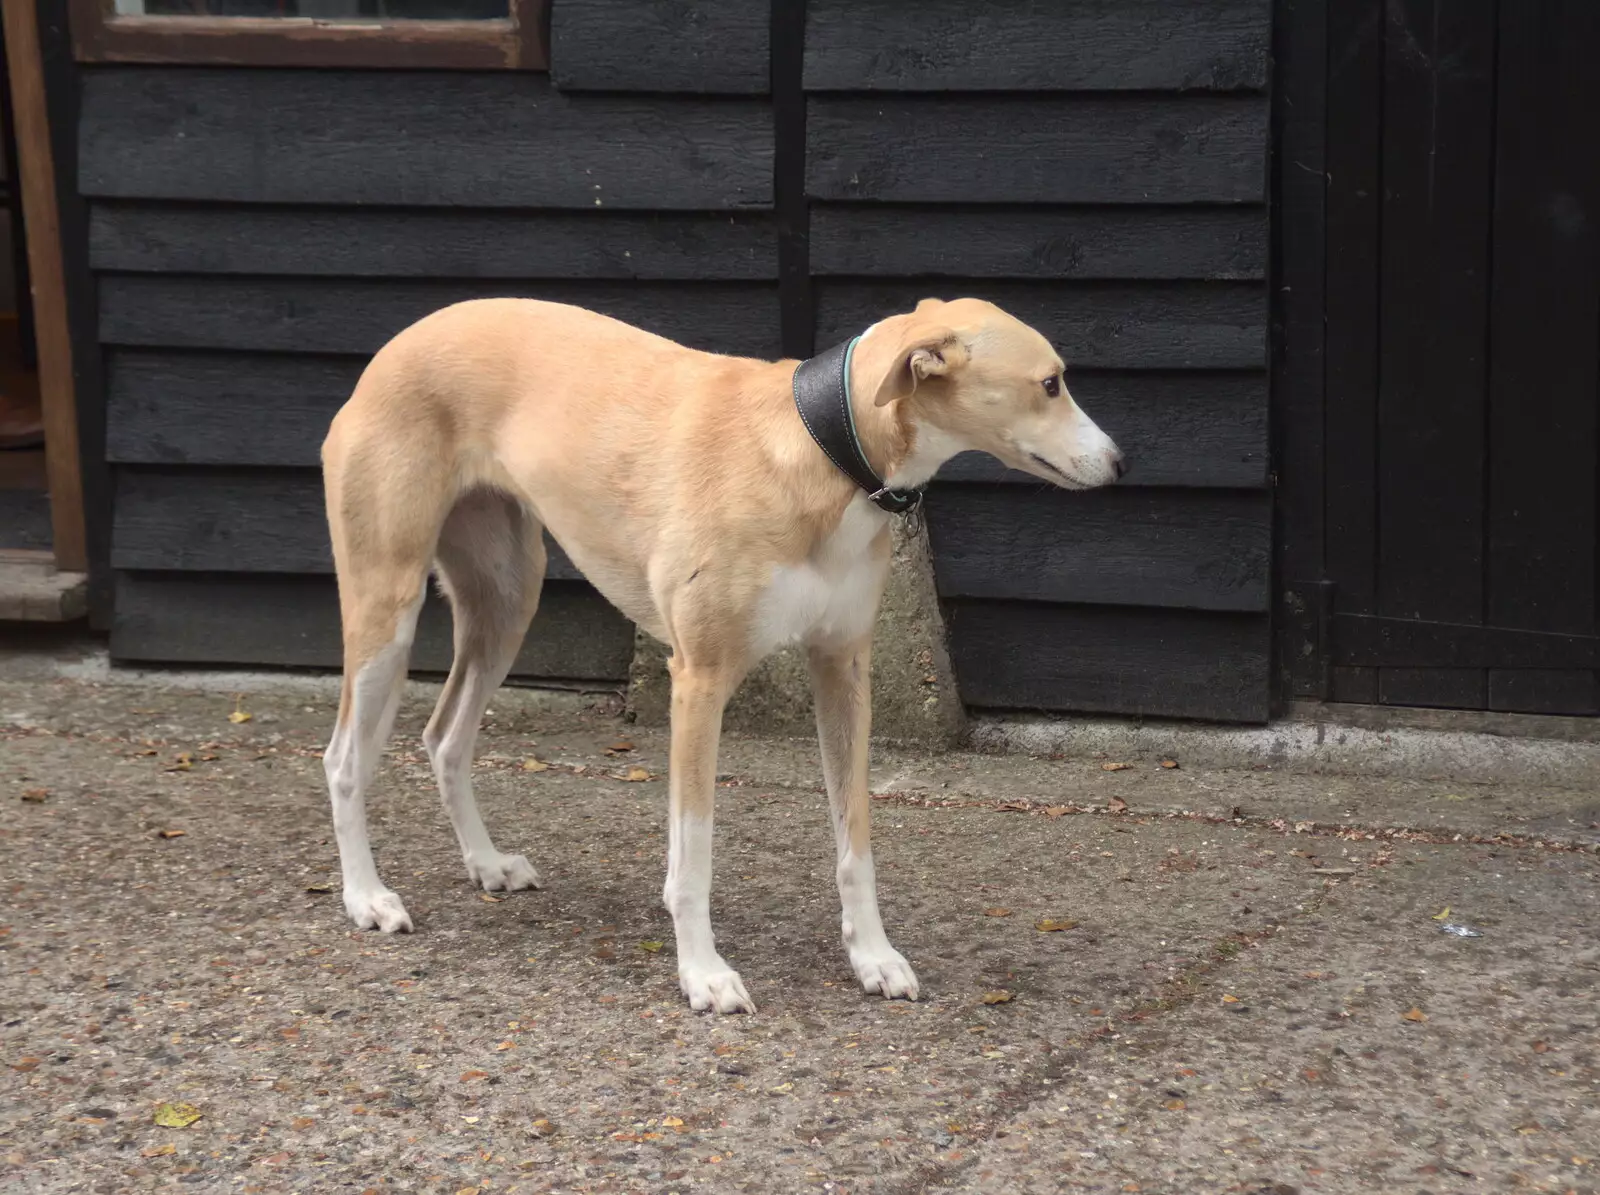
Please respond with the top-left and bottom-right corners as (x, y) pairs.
(79, 1), (1275, 721)
(805, 2), (1271, 721)
(550, 0), (770, 94)
(83, 50), (778, 684)
(804, 0), (1270, 92)
(112, 572), (635, 683)
(89, 205), (777, 280)
(79, 70), (773, 209)
(97, 277), (781, 358)
(807, 96), (1268, 206)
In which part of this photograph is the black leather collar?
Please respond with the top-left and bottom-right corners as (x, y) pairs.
(791, 336), (924, 515)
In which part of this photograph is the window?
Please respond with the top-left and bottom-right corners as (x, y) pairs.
(70, 0), (547, 69)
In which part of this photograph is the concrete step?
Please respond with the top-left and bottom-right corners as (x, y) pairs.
(0, 550), (87, 621)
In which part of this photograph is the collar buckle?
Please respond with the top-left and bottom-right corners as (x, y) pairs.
(868, 486), (924, 515)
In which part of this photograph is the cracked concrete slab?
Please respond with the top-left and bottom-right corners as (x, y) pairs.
(2, 674), (1597, 1194)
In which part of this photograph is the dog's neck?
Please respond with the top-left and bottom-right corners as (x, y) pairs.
(844, 374), (967, 496)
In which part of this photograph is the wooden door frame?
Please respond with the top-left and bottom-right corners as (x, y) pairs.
(2, 0), (86, 573)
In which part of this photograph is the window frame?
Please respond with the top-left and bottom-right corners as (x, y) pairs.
(68, 0), (548, 70)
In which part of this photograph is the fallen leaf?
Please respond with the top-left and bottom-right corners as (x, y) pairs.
(638, 940), (664, 953)
(1403, 1007), (1428, 1022)
(304, 882), (334, 894)
(994, 801), (1030, 812)
(496, 1040), (516, 1051)
(661, 1116), (684, 1128)
(165, 753), (193, 773)
(1221, 994), (1240, 1004)
(1302, 1068), (1321, 1082)
(983, 907), (1013, 918)
(141, 1142), (177, 1157)
(1176, 1067), (1197, 1078)
(479, 894), (503, 903)
(1042, 805), (1073, 817)
(622, 767), (651, 782)
(1101, 762), (1133, 772)
(1164, 1099), (1186, 1111)
(980, 990), (1014, 1005)
(1107, 796), (1129, 813)
(1431, 907), (1451, 921)
(156, 829), (186, 839)
(459, 1070), (489, 1082)
(608, 740), (635, 753)
(11, 1057), (41, 1073)
(1532, 1040), (1550, 1053)
(153, 1102), (202, 1128)
(521, 758), (550, 772)
(20, 788), (48, 803)
(1034, 918), (1079, 932)
(1160, 759), (1179, 769)
(228, 697), (252, 725)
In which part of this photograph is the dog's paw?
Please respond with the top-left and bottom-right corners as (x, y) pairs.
(679, 964), (756, 1014)
(344, 887), (414, 933)
(465, 851), (542, 893)
(851, 947), (920, 1001)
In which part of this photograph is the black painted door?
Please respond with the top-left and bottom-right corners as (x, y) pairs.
(1317, 0), (1600, 714)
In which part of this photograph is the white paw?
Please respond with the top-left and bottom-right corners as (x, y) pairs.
(851, 947), (920, 1001)
(345, 887), (413, 933)
(465, 851), (542, 892)
(679, 962), (756, 1014)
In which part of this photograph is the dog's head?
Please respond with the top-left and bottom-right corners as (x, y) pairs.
(855, 297), (1125, 490)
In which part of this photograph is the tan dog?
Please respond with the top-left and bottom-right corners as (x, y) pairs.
(320, 297), (1124, 1013)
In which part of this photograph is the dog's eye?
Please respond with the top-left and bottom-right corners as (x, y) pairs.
(1041, 376), (1060, 398)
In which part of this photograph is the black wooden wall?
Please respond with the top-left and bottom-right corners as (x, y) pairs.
(82, 36), (776, 684)
(803, 0), (1272, 721)
(75, 0), (1273, 721)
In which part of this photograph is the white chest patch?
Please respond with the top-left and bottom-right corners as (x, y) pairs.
(751, 498), (889, 657)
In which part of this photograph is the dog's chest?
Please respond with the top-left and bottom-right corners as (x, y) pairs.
(752, 500), (888, 655)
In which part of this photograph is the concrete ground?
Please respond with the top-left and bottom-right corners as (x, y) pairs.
(2, 668), (1597, 1194)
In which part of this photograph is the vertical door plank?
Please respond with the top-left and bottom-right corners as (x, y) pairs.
(1484, 0), (1600, 714)
(1375, 0), (1497, 709)
(1322, 0), (1384, 704)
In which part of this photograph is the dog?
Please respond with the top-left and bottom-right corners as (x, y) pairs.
(319, 296), (1124, 1013)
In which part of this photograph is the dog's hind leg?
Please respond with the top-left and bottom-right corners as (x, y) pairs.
(323, 569), (428, 934)
(424, 488), (547, 893)
(322, 412), (449, 933)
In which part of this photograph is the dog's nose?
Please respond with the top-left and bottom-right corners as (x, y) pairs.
(1111, 450), (1128, 480)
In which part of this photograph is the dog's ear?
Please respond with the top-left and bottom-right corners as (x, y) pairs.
(867, 323), (968, 407)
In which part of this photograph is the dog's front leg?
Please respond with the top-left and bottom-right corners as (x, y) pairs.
(808, 636), (919, 1001)
(663, 657), (754, 1014)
